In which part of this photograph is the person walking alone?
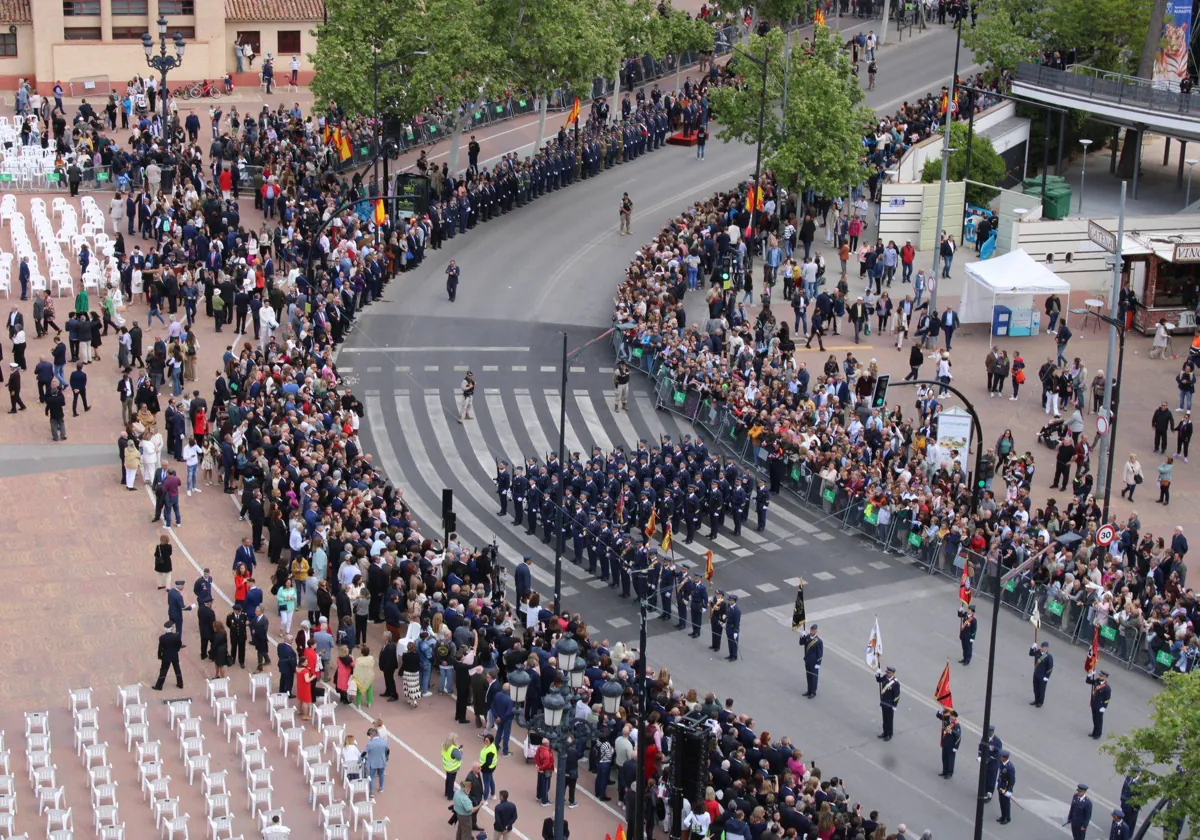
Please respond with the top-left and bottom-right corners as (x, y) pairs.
(619, 192), (633, 236)
(458, 371), (475, 423)
(445, 260), (461, 303)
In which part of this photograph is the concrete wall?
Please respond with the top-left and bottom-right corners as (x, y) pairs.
(895, 101), (1021, 183)
(879, 180), (965, 251)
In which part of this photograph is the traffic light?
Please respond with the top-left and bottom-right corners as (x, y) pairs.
(871, 374), (890, 410)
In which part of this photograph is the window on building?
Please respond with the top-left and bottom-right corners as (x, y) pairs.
(171, 26), (195, 39)
(64, 26), (102, 39)
(158, 0), (196, 13)
(277, 30), (301, 54)
(110, 0), (148, 13)
(63, 0), (101, 15)
(0, 33), (16, 57)
(111, 25), (149, 39)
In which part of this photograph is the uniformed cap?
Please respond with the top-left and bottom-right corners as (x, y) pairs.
(1077, 784), (1089, 791)
(1099, 671), (1109, 678)
(522, 554), (532, 561)
(987, 724), (995, 731)
(649, 548), (658, 555)
(999, 749), (1010, 758)
(809, 623), (818, 630)
(728, 594), (738, 602)
(968, 604), (976, 611)
(885, 666), (896, 674)
(202, 568), (211, 574)
(693, 571), (702, 578)
(1040, 641), (1049, 648)
(174, 580), (186, 586)
(1112, 809), (1124, 817)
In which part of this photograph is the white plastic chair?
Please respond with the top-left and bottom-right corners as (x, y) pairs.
(94, 803), (119, 831)
(235, 730), (261, 757)
(362, 817), (390, 840)
(223, 713), (248, 744)
(100, 825), (126, 840)
(258, 810), (286, 833)
(154, 797), (179, 830)
(249, 673), (272, 701)
(312, 704), (336, 730)
(350, 800), (373, 832)
(310, 780), (333, 811)
(320, 725), (345, 754)
(185, 752), (210, 784)
(0, 793), (13, 815)
(241, 749), (266, 777)
(161, 813), (190, 840)
(36, 785), (64, 814)
(125, 723), (149, 752)
(0, 813), (13, 838)
(278, 727), (303, 758)
(74, 707), (99, 731)
(177, 718), (202, 741)
(344, 778), (369, 805)
(205, 678), (230, 709)
(247, 784), (273, 819)
(324, 825), (348, 840)
(25, 734), (49, 755)
(122, 703), (148, 727)
(45, 805), (72, 833)
(82, 743), (108, 769)
(29, 766), (56, 792)
(73, 726), (99, 756)
(306, 762), (331, 787)
(202, 769), (228, 799)
(179, 735), (205, 762)
(207, 813), (234, 840)
(138, 760), (163, 788)
(68, 687), (93, 712)
(166, 700), (192, 730)
(142, 775), (171, 805)
(137, 741), (161, 765)
(204, 792), (231, 819)
(92, 781), (118, 809)
(24, 712), (49, 738)
(319, 802), (345, 830)
(212, 697), (236, 727)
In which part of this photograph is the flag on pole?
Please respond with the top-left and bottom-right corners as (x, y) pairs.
(660, 523), (673, 554)
(373, 199), (386, 225)
(1084, 624), (1099, 673)
(322, 123), (332, 145)
(704, 550), (714, 582)
(616, 492), (625, 525)
(865, 617), (883, 669)
(1030, 602), (1041, 629)
(566, 96), (581, 125)
(814, 9), (825, 25)
(338, 129), (352, 161)
(934, 660), (954, 709)
(791, 578), (807, 630)
(644, 509), (657, 539)
(958, 564), (973, 606)
(615, 825), (627, 840)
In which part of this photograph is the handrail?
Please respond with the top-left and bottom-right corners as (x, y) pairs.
(1015, 62), (1199, 117)
(1065, 62), (1184, 94)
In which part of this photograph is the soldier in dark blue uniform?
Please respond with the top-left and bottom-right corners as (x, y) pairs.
(731, 479), (748, 536)
(685, 485), (701, 544)
(598, 521), (613, 582)
(802, 624), (823, 697)
(541, 481), (556, 544)
(570, 503), (586, 564)
(689, 573), (707, 638)
(525, 481), (540, 536)
(996, 750), (1016, 824)
(935, 708), (961, 778)
(1066, 783), (1092, 840)
(755, 483), (771, 531)
(705, 481), (723, 539)
(619, 541), (633, 598)
(1108, 808), (1131, 840)
(658, 559), (675, 622)
(1120, 768), (1141, 831)
(958, 603), (977, 664)
(1086, 671), (1111, 739)
(495, 460), (511, 517)
(876, 666), (900, 740)
(709, 593), (726, 652)
(980, 724), (1002, 800)
(724, 594), (741, 661)
(511, 465), (527, 528)
(1030, 641), (1053, 706)
(645, 551), (660, 612)
(586, 512), (601, 574)
(676, 573), (692, 630)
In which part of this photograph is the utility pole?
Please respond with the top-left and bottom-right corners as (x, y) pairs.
(1096, 182), (1127, 518)
(926, 15), (962, 313)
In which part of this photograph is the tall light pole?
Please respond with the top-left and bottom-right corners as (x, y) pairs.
(732, 44), (769, 265)
(141, 18), (185, 136)
(1186, 158), (1198, 207)
(1078, 138), (1092, 215)
(927, 13), (962, 313)
(373, 49), (429, 224)
(1093, 181), (1127, 522)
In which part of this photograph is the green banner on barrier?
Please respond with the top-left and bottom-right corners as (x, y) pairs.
(908, 531), (922, 547)
(1003, 578), (1015, 592)
(863, 507), (878, 525)
(1100, 625), (1117, 641)
(1156, 650), (1174, 667)
(822, 488), (836, 503)
(672, 391), (686, 405)
(631, 347), (643, 359)
(1047, 600), (1064, 616)
(790, 466), (801, 482)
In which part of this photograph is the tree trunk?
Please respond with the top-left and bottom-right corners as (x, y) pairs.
(536, 94), (549, 151)
(1117, 0), (1167, 177)
(612, 56), (622, 123)
(448, 113), (468, 176)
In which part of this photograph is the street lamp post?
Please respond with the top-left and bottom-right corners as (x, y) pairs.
(1186, 158), (1198, 207)
(141, 18), (185, 135)
(512, 641), (624, 840)
(372, 50), (429, 230)
(927, 14), (962, 313)
(1078, 138), (1093, 215)
(732, 44), (770, 266)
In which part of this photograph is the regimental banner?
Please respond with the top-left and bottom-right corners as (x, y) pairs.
(1154, 0), (1193, 85)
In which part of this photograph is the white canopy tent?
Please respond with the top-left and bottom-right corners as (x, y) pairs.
(960, 249), (1072, 325)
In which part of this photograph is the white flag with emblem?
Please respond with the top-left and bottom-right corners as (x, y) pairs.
(1030, 602), (1041, 629)
(865, 616), (883, 669)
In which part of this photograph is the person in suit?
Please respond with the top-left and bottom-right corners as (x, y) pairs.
(1030, 641), (1053, 706)
(197, 598), (216, 661)
(514, 554), (533, 608)
(724, 593), (742, 661)
(251, 605), (271, 672)
(166, 579), (194, 637)
(1067, 783), (1093, 840)
(277, 633), (298, 696)
(493, 789), (518, 840)
(996, 750), (1016, 824)
(233, 537), (257, 576)
(802, 624), (823, 697)
(936, 708), (961, 778)
(941, 305), (961, 350)
(153, 628), (184, 690)
(495, 460), (510, 516)
(958, 604), (977, 664)
(379, 632), (399, 701)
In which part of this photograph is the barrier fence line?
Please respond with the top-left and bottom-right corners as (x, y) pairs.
(614, 328), (1184, 681)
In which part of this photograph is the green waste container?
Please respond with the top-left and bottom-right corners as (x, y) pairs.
(1043, 186), (1072, 220)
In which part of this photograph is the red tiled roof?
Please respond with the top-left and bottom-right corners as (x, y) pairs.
(224, 0), (324, 22)
(0, 0), (31, 24)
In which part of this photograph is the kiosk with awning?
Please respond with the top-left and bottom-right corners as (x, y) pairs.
(960, 249), (1072, 335)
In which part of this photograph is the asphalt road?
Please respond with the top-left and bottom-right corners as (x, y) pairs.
(330, 24), (1171, 838)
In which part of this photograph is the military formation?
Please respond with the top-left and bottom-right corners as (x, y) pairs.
(494, 433), (760, 659)
(423, 91), (687, 242)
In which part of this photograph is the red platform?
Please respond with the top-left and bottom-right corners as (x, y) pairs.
(667, 131), (700, 147)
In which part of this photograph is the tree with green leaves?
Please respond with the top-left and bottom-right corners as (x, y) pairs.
(659, 7), (717, 90)
(600, 0), (666, 122)
(709, 25), (874, 202)
(1103, 670), (1200, 836)
(714, 0), (810, 43)
(920, 121), (1007, 207)
(310, 0), (505, 174)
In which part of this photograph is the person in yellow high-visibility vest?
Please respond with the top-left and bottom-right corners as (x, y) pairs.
(480, 734), (498, 801)
(442, 732), (463, 799)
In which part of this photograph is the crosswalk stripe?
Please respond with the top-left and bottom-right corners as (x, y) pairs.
(602, 391), (640, 447)
(574, 391), (616, 455)
(484, 393), (524, 465)
(364, 394), (421, 523)
(543, 388), (586, 460)
(516, 393), (555, 461)
(740, 528), (766, 545)
(461, 395), (505, 484)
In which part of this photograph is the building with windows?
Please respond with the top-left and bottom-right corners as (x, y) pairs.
(0, 0), (322, 93)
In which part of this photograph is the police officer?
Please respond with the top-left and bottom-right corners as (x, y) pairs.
(153, 627), (184, 690)
(935, 708), (961, 778)
(755, 482), (771, 532)
(801, 624), (823, 697)
(511, 465), (528, 528)
(996, 750), (1016, 824)
(875, 666), (900, 741)
(1030, 640), (1053, 707)
(958, 603), (977, 664)
(598, 520), (613, 582)
(676, 571), (692, 630)
(685, 485), (701, 544)
(705, 481), (723, 539)
(981, 724), (1002, 800)
(689, 572), (707, 638)
(1086, 671), (1111, 739)
(709, 592), (726, 652)
(586, 512), (601, 574)
(1108, 808), (1131, 840)
(724, 594), (741, 661)
(495, 460), (511, 516)
(730, 479), (748, 536)
(1066, 783), (1093, 840)
(658, 559), (675, 622)
(1120, 768), (1141, 831)
(227, 602), (249, 668)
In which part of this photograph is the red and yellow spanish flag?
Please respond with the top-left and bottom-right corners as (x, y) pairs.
(615, 826), (627, 840)
(373, 199), (386, 225)
(704, 549), (714, 582)
(322, 123), (332, 144)
(1084, 624), (1099, 673)
(934, 660), (954, 709)
(566, 96), (581, 125)
(330, 124), (341, 150)
(814, 9), (826, 26)
(643, 509), (657, 540)
(338, 130), (352, 161)
(660, 523), (672, 554)
(958, 564), (972, 606)
(745, 185), (764, 213)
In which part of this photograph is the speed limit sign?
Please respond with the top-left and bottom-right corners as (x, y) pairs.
(1096, 414), (1109, 436)
(1096, 523), (1117, 547)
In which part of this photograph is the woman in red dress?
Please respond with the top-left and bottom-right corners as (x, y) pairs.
(296, 660), (316, 722)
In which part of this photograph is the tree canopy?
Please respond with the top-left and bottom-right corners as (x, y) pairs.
(1103, 671), (1200, 837)
(963, 0), (1153, 76)
(921, 121), (1007, 207)
(708, 25), (873, 199)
